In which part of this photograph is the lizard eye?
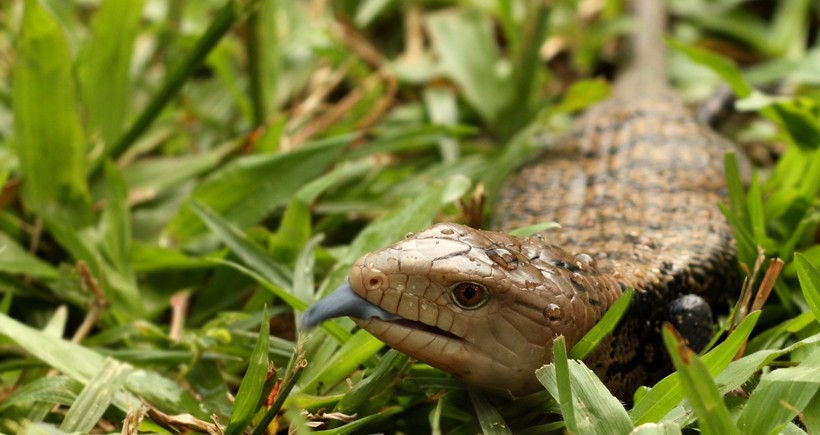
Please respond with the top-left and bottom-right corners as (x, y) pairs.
(451, 282), (488, 309)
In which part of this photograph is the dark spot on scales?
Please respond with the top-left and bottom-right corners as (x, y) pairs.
(551, 259), (580, 272)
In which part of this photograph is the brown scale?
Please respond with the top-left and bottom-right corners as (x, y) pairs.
(491, 93), (741, 398)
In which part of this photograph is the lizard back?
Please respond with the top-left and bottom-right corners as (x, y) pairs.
(492, 93), (736, 297)
(491, 92), (740, 396)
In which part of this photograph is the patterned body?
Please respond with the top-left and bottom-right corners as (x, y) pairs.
(492, 93), (739, 396)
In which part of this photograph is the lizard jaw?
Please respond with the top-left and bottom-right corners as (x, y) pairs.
(302, 282), (461, 341)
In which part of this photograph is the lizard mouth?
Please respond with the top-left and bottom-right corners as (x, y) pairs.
(301, 282), (462, 341)
(387, 318), (461, 340)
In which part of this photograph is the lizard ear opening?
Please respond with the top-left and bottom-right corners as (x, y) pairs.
(451, 282), (488, 309)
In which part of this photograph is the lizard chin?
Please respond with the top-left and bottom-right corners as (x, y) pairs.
(354, 316), (540, 397)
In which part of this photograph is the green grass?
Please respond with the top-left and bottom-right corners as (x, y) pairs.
(1, 0), (819, 433)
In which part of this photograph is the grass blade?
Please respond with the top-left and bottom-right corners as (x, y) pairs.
(253, 342), (308, 435)
(78, 0), (145, 150)
(569, 288), (634, 360)
(14, 0), (88, 211)
(299, 329), (384, 395)
(0, 313), (208, 417)
(213, 258), (350, 343)
(0, 376), (82, 412)
(314, 406), (403, 435)
(666, 38), (752, 98)
(507, 222), (561, 237)
(746, 172), (770, 250)
(795, 253), (820, 325)
(736, 363), (820, 434)
(426, 9), (511, 126)
(190, 200), (292, 291)
(245, 0), (277, 126)
(226, 305), (270, 435)
(100, 162), (132, 278)
(61, 358), (131, 433)
(0, 231), (58, 280)
(630, 422), (681, 435)
(168, 137), (347, 244)
(551, 337), (575, 430)
(109, 0), (261, 161)
(804, 391), (820, 434)
(537, 336), (633, 435)
(335, 349), (409, 413)
(724, 153), (749, 228)
(661, 325), (740, 435)
(631, 311), (760, 424)
(469, 390), (512, 435)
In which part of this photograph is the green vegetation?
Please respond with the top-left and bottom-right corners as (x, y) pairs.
(1, 0), (819, 433)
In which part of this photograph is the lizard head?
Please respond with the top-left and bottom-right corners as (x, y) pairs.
(302, 222), (610, 396)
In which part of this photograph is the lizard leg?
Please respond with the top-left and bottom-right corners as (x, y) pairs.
(666, 294), (714, 352)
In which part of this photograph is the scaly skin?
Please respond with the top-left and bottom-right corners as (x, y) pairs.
(347, 223), (622, 394)
(492, 93), (739, 397)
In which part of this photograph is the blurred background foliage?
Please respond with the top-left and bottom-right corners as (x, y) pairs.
(0, 0), (819, 433)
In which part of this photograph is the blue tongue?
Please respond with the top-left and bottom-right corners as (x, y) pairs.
(300, 282), (402, 329)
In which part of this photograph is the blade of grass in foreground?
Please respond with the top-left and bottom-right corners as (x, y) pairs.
(537, 336), (633, 435)
(314, 406), (403, 435)
(630, 311), (759, 424)
(662, 325), (739, 435)
(0, 376), (82, 413)
(469, 390), (512, 435)
(0, 313), (208, 418)
(333, 349), (411, 417)
(735, 361), (820, 434)
(569, 288), (634, 360)
(254, 339), (308, 435)
(61, 358), (131, 433)
(552, 336), (575, 431)
(216, 258), (350, 342)
(666, 38), (752, 98)
(225, 305), (270, 435)
(100, 163), (133, 279)
(629, 421), (682, 434)
(299, 329), (384, 395)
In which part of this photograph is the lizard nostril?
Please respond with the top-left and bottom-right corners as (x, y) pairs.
(366, 276), (383, 290)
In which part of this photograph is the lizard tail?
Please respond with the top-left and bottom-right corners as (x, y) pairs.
(614, 0), (668, 96)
